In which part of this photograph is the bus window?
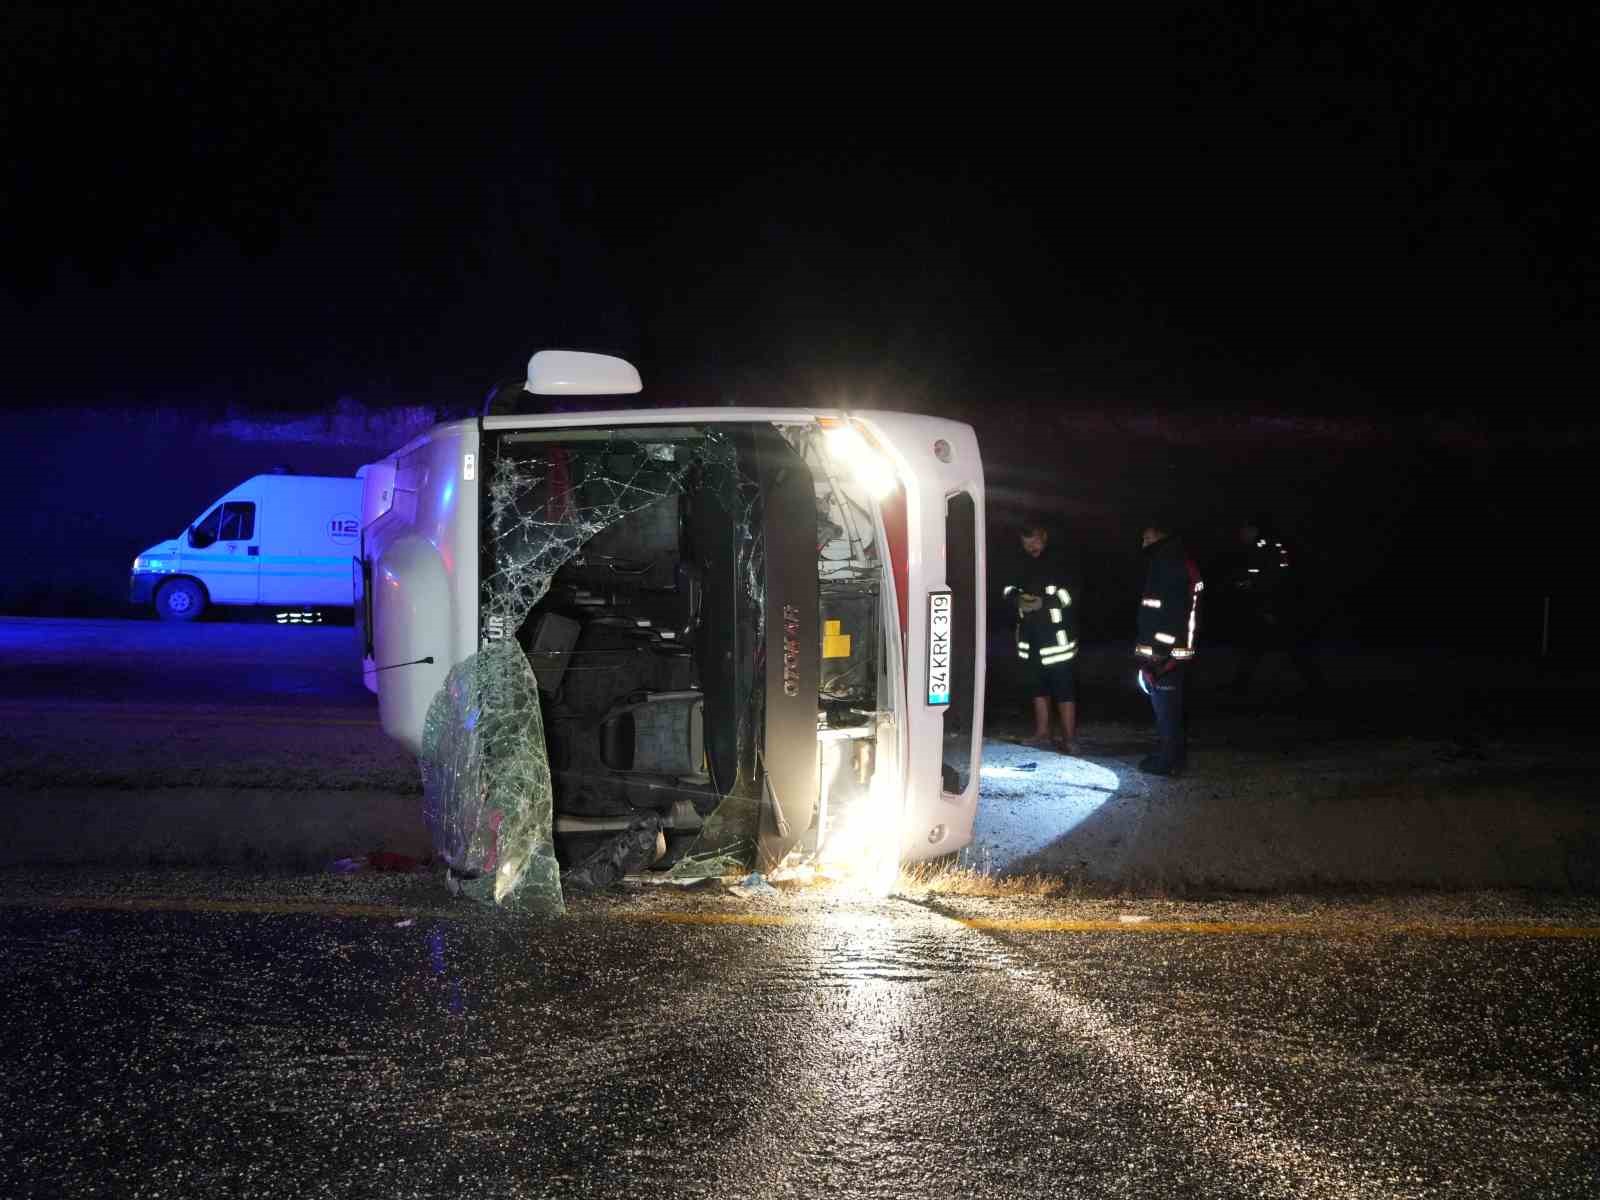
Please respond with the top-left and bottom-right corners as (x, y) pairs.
(942, 490), (977, 793)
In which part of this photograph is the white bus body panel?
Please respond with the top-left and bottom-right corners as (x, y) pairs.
(364, 422), (480, 755)
(357, 460), (399, 693)
(852, 412), (986, 863)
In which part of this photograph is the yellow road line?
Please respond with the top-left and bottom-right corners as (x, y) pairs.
(616, 911), (1600, 939)
(5, 897), (1599, 939)
(948, 917), (1600, 939)
(615, 911), (792, 927)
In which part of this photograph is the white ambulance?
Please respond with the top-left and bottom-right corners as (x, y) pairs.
(130, 473), (363, 621)
(359, 350), (985, 885)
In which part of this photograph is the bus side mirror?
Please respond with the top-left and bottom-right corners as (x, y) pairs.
(187, 525), (213, 549)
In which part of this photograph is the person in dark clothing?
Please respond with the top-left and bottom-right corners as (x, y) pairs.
(1135, 523), (1203, 775)
(1226, 517), (1326, 699)
(1004, 520), (1079, 752)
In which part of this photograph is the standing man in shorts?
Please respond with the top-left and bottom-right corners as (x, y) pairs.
(1004, 519), (1079, 753)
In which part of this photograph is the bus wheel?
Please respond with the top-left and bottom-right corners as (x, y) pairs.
(156, 578), (206, 621)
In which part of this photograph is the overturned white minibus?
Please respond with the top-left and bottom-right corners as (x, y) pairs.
(359, 352), (984, 905)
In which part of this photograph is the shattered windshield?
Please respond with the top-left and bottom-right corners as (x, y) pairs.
(419, 426), (766, 914)
(416, 419), (894, 913)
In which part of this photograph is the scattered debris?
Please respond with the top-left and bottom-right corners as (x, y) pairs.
(369, 852), (425, 872)
(957, 843), (997, 875)
(660, 874), (720, 890)
(329, 852), (428, 875)
(727, 872), (779, 899)
(561, 817), (662, 894)
(768, 859), (818, 886)
(665, 848), (752, 883)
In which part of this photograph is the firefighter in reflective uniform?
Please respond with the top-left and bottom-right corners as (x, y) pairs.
(1135, 522), (1203, 776)
(1004, 521), (1079, 753)
(1227, 517), (1326, 700)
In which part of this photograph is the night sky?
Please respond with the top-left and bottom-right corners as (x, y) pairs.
(6, 4), (1591, 423)
(4, 2), (1597, 647)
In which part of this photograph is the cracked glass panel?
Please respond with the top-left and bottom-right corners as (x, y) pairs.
(420, 640), (558, 909)
(420, 426), (770, 912)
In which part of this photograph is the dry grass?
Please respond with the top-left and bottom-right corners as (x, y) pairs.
(896, 861), (1079, 898)
(895, 858), (1217, 901)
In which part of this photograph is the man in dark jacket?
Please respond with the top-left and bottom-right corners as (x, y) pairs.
(1004, 520), (1079, 752)
(1226, 516), (1326, 699)
(1135, 522), (1203, 775)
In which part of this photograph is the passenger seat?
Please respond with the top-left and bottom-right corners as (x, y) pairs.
(597, 690), (710, 785)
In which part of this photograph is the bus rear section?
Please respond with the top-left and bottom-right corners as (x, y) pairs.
(367, 404), (983, 904)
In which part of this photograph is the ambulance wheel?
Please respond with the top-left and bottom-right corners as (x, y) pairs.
(155, 578), (206, 621)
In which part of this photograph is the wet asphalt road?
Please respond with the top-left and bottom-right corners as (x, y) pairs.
(2, 880), (1597, 1199)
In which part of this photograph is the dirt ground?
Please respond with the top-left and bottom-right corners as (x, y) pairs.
(1, 619), (1593, 891)
(974, 643), (1597, 892)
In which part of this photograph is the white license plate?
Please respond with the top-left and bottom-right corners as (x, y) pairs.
(926, 590), (952, 706)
